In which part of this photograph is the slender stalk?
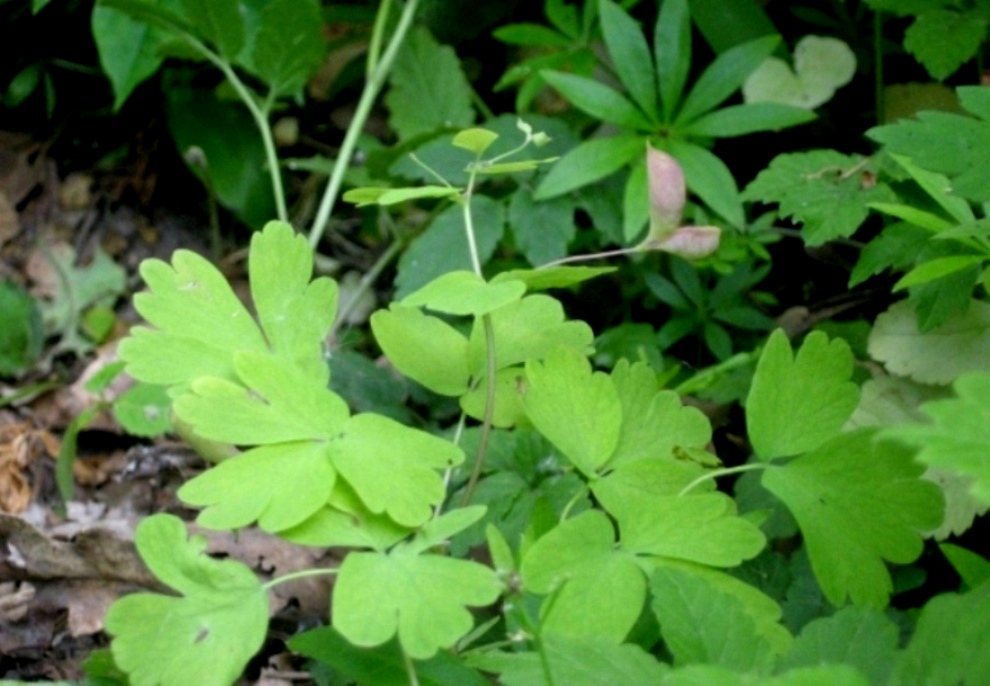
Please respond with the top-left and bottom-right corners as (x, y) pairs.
(402, 645), (420, 686)
(308, 0), (421, 248)
(460, 313), (497, 506)
(262, 567), (339, 590)
(190, 37), (288, 223)
(539, 246), (639, 269)
(677, 462), (768, 497)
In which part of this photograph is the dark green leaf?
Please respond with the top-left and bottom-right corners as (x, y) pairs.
(655, 0), (691, 120)
(903, 8), (989, 81)
(493, 23), (572, 47)
(0, 282), (43, 376)
(248, 0), (324, 97)
(666, 139), (744, 226)
(535, 135), (644, 199)
(179, 0), (243, 59)
(542, 71), (653, 129)
(508, 187), (577, 265)
(599, 0), (658, 121)
(681, 103), (815, 138)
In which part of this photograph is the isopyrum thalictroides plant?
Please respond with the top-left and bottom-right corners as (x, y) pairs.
(102, 122), (973, 686)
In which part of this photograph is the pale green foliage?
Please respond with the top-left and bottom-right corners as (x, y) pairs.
(403, 271), (526, 317)
(762, 429), (943, 606)
(743, 36), (856, 110)
(333, 548), (501, 659)
(883, 371), (990, 505)
(521, 510), (647, 642)
(868, 299), (990, 384)
(747, 330), (860, 461)
(105, 514), (268, 686)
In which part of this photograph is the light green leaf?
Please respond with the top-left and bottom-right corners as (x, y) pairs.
(747, 330), (860, 462)
(680, 102), (815, 138)
(868, 201), (953, 233)
(178, 442), (335, 532)
(599, 0), (658, 121)
(742, 149), (895, 245)
(112, 382), (172, 437)
(370, 304), (471, 396)
(868, 299), (990, 384)
(394, 196), (505, 298)
(106, 514), (268, 686)
(459, 367), (529, 428)
(650, 564), (781, 671)
(743, 36), (856, 110)
(452, 128), (500, 155)
(405, 506), (487, 555)
(886, 152), (974, 224)
(490, 266), (616, 291)
(666, 139), (744, 226)
(606, 359), (711, 469)
(403, 271), (525, 317)
(663, 663), (869, 686)
(893, 255), (985, 291)
(249, 221), (338, 383)
(179, 0), (243, 60)
(469, 633), (666, 686)
(332, 549), (500, 659)
(343, 185), (461, 207)
(623, 156), (649, 242)
(778, 605), (899, 684)
(542, 70), (653, 130)
(385, 27), (474, 140)
(594, 460), (766, 567)
(280, 487), (412, 551)
(522, 347), (622, 476)
(520, 510), (646, 642)
(762, 429), (944, 606)
(173, 351), (349, 445)
(508, 187), (578, 265)
(535, 135), (644, 199)
(882, 372), (990, 506)
(655, 0), (691, 120)
(121, 249), (266, 387)
(467, 294), (594, 377)
(333, 413), (463, 527)
(891, 583), (990, 685)
(676, 35), (780, 124)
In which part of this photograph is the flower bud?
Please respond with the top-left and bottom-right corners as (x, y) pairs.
(643, 225), (722, 260)
(646, 145), (686, 240)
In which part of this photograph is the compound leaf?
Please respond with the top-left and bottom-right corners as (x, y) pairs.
(522, 347), (623, 477)
(332, 549), (500, 659)
(606, 359), (712, 469)
(333, 413), (463, 527)
(882, 371), (990, 505)
(742, 150), (895, 245)
(178, 442), (335, 532)
(762, 428), (944, 607)
(249, 221), (338, 383)
(173, 350), (349, 445)
(599, 0), (657, 120)
(520, 510), (646, 642)
(747, 330), (859, 462)
(370, 304), (471, 396)
(595, 460), (766, 567)
(106, 514), (268, 686)
(467, 294), (594, 377)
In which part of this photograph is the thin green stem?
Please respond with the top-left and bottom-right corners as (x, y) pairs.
(308, 0), (421, 248)
(190, 36), (288, 223)
(402, 645), (420, 686)
(559, 483), (589, 522)
(262, 567), (339, 591)
(366, 0), (393, 78)
(539, 246), (639, 269)
(460, 313), (497, 506)
(677, 462), (768, 497)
